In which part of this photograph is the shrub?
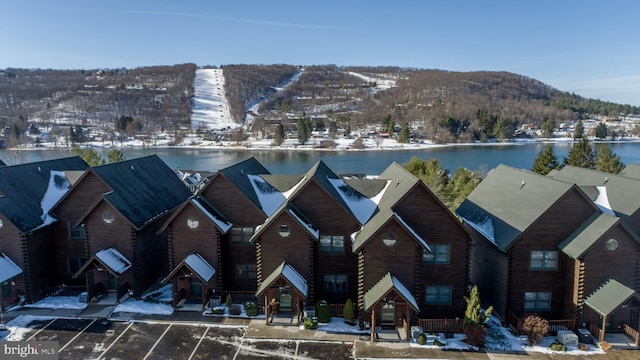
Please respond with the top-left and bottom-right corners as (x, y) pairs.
(303, 317), (318, 330)
(550, 342), (567, 352)
(210, 306), (225, 315)
(578, 343), (590, 351)
(464, 285), (493, 327)
(343, 299), (356, 325)
(463, 324), (487, 347)
(244, 301), (258, 317)
(434, 339), (446, 347)
(521, 314), (549, 346)
(225, 294), (233, 308)
(316, 300), (331, 323)
(417, 333), (427, 345)
(229, 304), (242, 316)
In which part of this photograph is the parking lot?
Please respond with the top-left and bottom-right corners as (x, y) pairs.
(22, 317), (355, 360)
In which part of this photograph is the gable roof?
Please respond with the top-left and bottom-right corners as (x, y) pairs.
(0, 157), (88, 233)
(559, 213), (637, 259)
(363, 272), (419, 312)
(550, 165), (640, 219)
(0, 252), (23, 283)
(162, 253), (215, 284)
(250, 202), (319, 242)
(74, 247), (131, 278)
(620, 164), (640, 180)
(351, 209), (431, 253)
(260, 174), (305, 193)
(212, 157), (271, 212)
(255, 261), (308, 297)
(90, 155), (191, 229)
(584, 278), (640, 317)
(376, 162), (421, 210)
(456, 165), (577, 251)
(159, 195), (232, 233)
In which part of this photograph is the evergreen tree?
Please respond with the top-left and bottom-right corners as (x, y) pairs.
(595, 144), (625, 174)
(464, 285), (493, 326)
(595, 122), (608, 139)
(345, 124), (352, 137)
(297, 118), (309, 144)
(573, 120), (584, 139)
(80, 149), (105, 167)
(404, 157), (449, 199)
(563, 138), (595, 169)
(542, 117), (556, 138)
(446, 167), (481, 211)
(531, 145), (560, 175)
(274, 123), (285, 146)
(107, 149), (125, 163)
(328, 121), (338, 140)
(314, 119), (325, 132)
(382, 114), (394, 132)
(398, 121), (411, 143)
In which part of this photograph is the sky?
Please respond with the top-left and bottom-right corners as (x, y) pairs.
(2, 1), (639, 106)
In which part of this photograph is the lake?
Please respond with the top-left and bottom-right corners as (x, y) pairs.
(4, 142), (640, 174)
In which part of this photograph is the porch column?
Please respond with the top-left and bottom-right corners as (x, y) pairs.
(370, 309), (376, 341)
(264, 294), (269, 325)
(600, 316), (607, 342)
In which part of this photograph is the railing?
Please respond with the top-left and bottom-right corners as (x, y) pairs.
(225, 291), (257, 304)
(330, 303), (344, 317)
(402, 315), (409, 338)
(589, 323), (604, 342)
(418, 318), (463, 333)
(507, 310), (575, 335)
(45, 285), (86, 297)
(623, 323), (640, 346)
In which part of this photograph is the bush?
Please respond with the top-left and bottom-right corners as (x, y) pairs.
(225, 294), (233, 308)
(229, 304), (242, 316)
(550, 342), (567, 352)
(343, 299), (356, 325)
(521, 314), (549, 346)
(210, 306), (225, 315)
(244, 301), (258, 317)
(463, 324), (487, 347)
(316, 300), (331, 323)
(303, 317), (318, 330)
(434, 339), (446, 347)
(416, 333), (426, 345)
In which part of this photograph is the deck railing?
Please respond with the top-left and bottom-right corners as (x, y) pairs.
(623, 323), (640, 346)
(589, 323), (604, 342)
(418, 318), (463, 333)
(45, 285), (86, 297)
(508, 310), (575, 335)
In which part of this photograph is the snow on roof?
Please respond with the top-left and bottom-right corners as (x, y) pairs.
(184, 253), (216, 282)
(461, 214), (497, 247)
(96, 248), (131, 275)
(39, 170), (72, 227)
(327, 177), (378, 224)
(282, 263), (308, 296)
(0, 252), (22, 283)
(288, 207), (319, 239)
(393, 212), (431, 251)
(191, 197), (232, 233)
(248, 174), (286, 216)
(391, 274), (419, 311)
(282, 174), (306, 198)
(594, 186), (615, 216)
(370, 180), (391, 205)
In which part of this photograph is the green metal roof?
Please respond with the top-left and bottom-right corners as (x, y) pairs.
(376, 162), (420, 210)
(363, 273), (419, 312)
(584, 278), (640, 317)
(351, 208), (430, 253)
(343, 178), (389, 198)
(456, 165), (575, 250)
(255, 261), (308, 298)
(559, 213), (620, 259)
(260, 174), (305, 193)
(620, 164), (640, 180)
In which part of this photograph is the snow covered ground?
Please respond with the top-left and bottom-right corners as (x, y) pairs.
(191, 68), (236, 131)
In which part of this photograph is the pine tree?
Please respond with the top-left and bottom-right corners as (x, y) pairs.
(464, 285), (493, 326)
(573, 120), (584, 139)
(274, 123), (285, 146)
(107, 149), (125, 163)
(297, 119), (309, 144)
(81, 149), (105, 167)
(595, 123), (608, 139)
(595, 144), (625, 174)
(531, 145), (560, 175)
(542, 117), (556, 138)
(343, 298), (356, 325)
(398, 121), (411, 143)
(564, 138), (595, 169)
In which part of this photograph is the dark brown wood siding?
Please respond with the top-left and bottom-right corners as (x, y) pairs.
(25, 227), (59, 302)
(0, 216), (29, 301)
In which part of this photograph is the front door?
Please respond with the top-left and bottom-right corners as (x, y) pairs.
(190, 278), (202, 298)
(602, 313), (616, 332)
(381, 301), (395, 327)
(279, 289), (292, 311)
(107, 273), (117, 292)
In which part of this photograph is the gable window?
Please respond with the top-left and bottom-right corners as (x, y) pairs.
(319, 235), (344, 254)
(231, 227), (254, 245)
(382, 233), (397, 247)
(187, 217), (200, 229)
(235, 264), (257, 281)
(68, 257), (86, 275)
(530, 250), (557, 270)
(69, 223), (85, 240)
(425, 285), (452, 305)
(524, 291), (551, 311)
(102, 211), (115, 224)
(323, 274), (348, 293)
(423, 244), (450, 264)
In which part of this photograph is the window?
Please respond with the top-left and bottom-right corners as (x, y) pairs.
(323, 274), (348, 293)
(382, 233), (397, 247)
(102, 211), (115, 224)
(524, 291), (551, 311)
(187, 217), (199, 229)
(425, 285), (452, 305)
(68, 257), (86, 275)
(231, 227), (254, 244)
(319, 235), (344, 254)
(605, 238), (620, 252)
(235, 264), (257, 281)
(423, 244), (450, 264)
(530, 250), (557, 270)
(68, 223), (85, 240)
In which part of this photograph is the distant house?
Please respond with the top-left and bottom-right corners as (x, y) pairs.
(51, 155), (191, 303)
(0, 157), (88, 308)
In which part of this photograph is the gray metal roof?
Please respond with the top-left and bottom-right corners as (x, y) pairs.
(260, 174), (304, 193)
(559, 213), (622, 259)
(255, 261), (308, 298)
(584, 278), (640, 317)
(343, 178), (389, 198)
(363, 272), (419, 312)
(0, 156), (89, 233)
(91, 155), (192, 229)
(216, 157), (271, 210)
(351, 208), (431, 253)
(620, 164), (640, 180)
(376, 162), (420, 210)
(456, 165), (575, 250)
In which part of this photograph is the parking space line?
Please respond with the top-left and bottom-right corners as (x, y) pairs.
(294, 340), (300, 360)
(97, 321), (133, 360)
(232, 327), (247, 360)
(142, 323), (172, 360)
(26, 318), (57, 341)
(59, 318), (97, 352)
(187, 327), (209, 360)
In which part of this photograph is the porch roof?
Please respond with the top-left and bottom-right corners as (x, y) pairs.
(584, 278), (640, 317)
(0, 252), (23, 283)
(363, 272), (419, 312)
(255, 261), (308, 298)
(162, 253), (216, 284)
(559, 213), (625, 259)
(73, 247), (131, 278)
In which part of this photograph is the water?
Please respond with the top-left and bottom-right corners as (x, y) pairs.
(4, 142), (640, 174)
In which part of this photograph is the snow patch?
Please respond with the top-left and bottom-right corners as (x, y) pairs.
(594, 186), (615, 216)
(192, 197), (233, 233)
(288, 208), (319, 239)
(39, 170), (72, 227)
(95, 248), (131, 274)
(184, 253), (215, 282)
(191, 69), (237, 131)
(113, 299), (173, 315)
(247, 174), (286, 216)
(281, 263), (308, 297)
(24, 296), (87, 310)
(393, 212), (430, 252)
(462, 215), (497, 246)
(0, 253), (23, 283)
(327, 177), (378, 224)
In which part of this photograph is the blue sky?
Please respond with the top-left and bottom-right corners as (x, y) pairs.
(2, 1), (639, 106)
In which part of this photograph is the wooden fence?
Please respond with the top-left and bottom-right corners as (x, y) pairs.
(418, 318), (463, 333)
(508, 310), (575, 335)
